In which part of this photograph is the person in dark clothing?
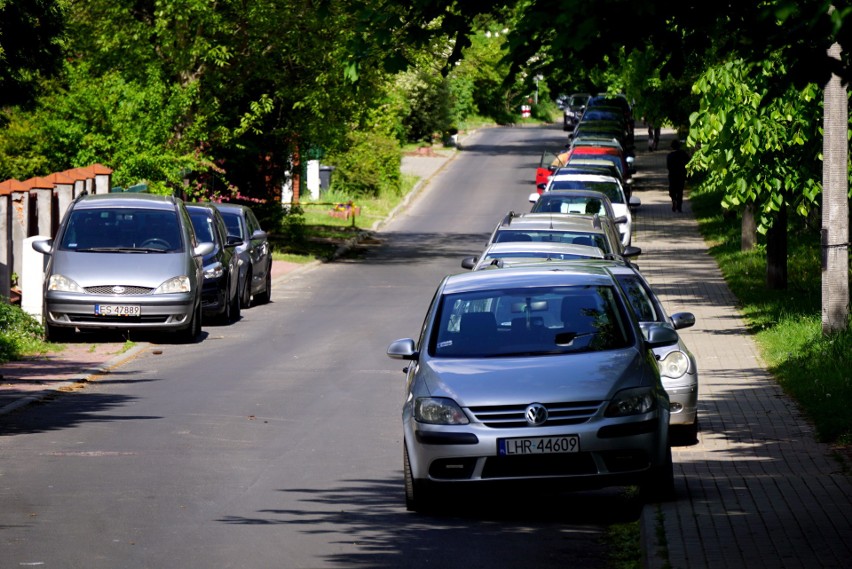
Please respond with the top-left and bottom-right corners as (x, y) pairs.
(666, 139), (689, 212)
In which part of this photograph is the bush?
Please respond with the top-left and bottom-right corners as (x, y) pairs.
(326, 131), (401, 198)
(0, 300), (49, 363)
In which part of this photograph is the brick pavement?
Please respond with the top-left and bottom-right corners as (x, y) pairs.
(634, 130), (852, 568)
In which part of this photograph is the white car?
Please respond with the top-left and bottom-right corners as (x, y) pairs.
(533, 173), (639, 246)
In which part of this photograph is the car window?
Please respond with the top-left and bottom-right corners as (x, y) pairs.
(430, 285), (632, 357)
(60, 208), (182, 252)
(494, 230), (611, 252)
(188, 211), (218, 245)
(547, 182), (622, 204)
(615, 275), (659, 322)
(220, 211), (246, 239)
(532, 196), (608, 216)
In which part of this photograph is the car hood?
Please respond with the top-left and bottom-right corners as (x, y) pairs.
(419, 348), (652, 406)
(50, 249), (194, 288)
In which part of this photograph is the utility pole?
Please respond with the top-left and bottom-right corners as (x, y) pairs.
(821, 38), (849, 333)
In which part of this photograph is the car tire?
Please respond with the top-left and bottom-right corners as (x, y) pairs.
(404, 444), (433, 513)
(240, 270), (252, 308)
(216, 281), (233, 325)
(45, 322), (74, 343)
(672, 418), (699, 445)
(175, 303), (201, 344)
(640, 444), (676, 503)
(254, 264), (272, 305)
(229, 282), (241, 322)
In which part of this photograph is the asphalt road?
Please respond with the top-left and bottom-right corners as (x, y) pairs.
(0, 126), (642, 568)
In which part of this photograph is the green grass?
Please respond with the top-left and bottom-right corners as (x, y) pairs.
(690, 187), (852, 444)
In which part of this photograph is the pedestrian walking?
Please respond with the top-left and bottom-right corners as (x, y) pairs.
(666, 139), (689, 212)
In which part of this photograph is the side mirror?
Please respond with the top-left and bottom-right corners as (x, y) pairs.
(529, 192), (541, 203)
(536, 183), (547, 191)
(643, 323), (679, 349)
(613, 215), (628, 224)
(629, 195), (641, 209)
(194, 242), (214, 257)
(461, 256), (478, 270)
(622, 245), (642, 258)
(671, 312), (696, 330)
(251, 229), (267, 240)
(387, 338), (418, 360)
(31, 238), (53, 255)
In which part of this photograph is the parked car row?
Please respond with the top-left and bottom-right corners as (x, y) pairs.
(31, 192), (272, 343)
(388, 108), (699, 512)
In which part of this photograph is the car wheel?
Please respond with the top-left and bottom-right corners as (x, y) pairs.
(672, 418), (699, 445)
(216, 282), (233, 325)
(229, 282), (241, 322)
(404, 443), (434, 513)
(254, 264), (272, 305)
(240, 270), (252, 308)
(45, 322), (74, 343)
(640, 444), (676, 503)
(175, 303), (201, 344)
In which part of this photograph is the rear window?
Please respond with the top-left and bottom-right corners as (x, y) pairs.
(60, 208), (183, 252)
(430, 285), (633, 358)
(494, 229), (610, 253)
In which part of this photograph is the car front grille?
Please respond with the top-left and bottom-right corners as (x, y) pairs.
(85, 285), (154, 295)
(467, 401), (603, 428)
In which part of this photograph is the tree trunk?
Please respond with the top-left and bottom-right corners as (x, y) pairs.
(292, 144), (301, 205)
(766, 203), (788, 290)
(742, 203), (757, 251)
(821, 39), (849, 334)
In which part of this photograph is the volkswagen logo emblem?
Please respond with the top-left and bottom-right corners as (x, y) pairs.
(524, 403), (548, 426)
(111, 286), (126, 294)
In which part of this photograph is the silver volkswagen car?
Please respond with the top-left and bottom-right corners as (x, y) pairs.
(387, 265), (678, 512)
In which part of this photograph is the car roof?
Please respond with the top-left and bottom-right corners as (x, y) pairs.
(442, 263), (616, 294)
(550, 173), (620, 183)
(483, 241), (606, 257)
(501, 213), (604, 231)
(211, 202), (249, 213)
(73, 192), (179, 211)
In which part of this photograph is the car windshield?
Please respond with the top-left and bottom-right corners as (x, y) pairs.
(547, 181), (622, 203)
(431, 285), (632, 357)
(494, 229), (610, 251)
(59, 208), (183, 252)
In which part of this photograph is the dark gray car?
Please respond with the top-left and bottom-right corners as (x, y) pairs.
(212, 203), (272, 307)
(31, 193), (212, 343)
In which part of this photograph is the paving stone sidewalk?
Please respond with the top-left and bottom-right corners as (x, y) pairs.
(634, 130), (852, 568)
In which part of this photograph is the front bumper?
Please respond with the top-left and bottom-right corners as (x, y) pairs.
(44, 291), (195, 331)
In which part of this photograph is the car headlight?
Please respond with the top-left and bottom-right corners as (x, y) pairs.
(46, 274), (85, 293)
(203, 261), (224, 280)
(154, 276), (192, 294)
(659, 350), (689, 379)
(605, 387), (657, 417)
(414, 397), (470, 425)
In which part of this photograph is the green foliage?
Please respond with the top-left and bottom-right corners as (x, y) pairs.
(325, 131), (401, 198)
(0, 301), (49, 364)
(688, 57), (823, 234)
(0, 0), (65, 107)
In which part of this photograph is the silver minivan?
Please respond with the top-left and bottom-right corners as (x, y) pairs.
(32, 193), (213, 342)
